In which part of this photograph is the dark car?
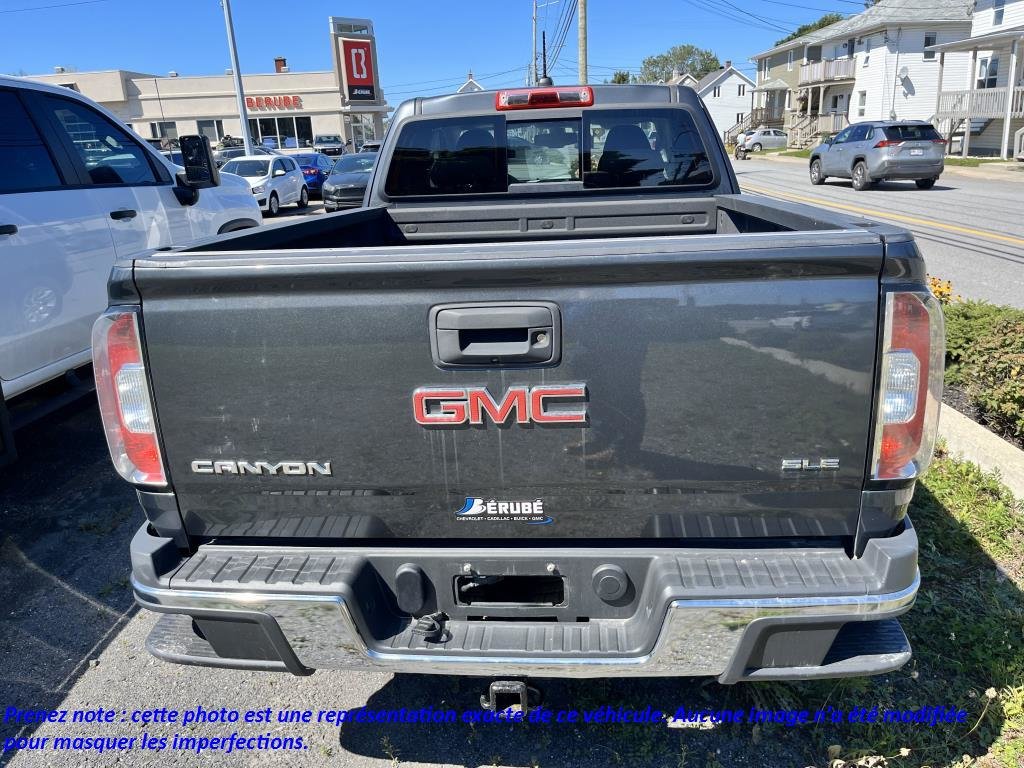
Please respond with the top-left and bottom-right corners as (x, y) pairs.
(292, 152), (335, 196)
(313, 134), (345, 156)
(321, 152), (375, 210)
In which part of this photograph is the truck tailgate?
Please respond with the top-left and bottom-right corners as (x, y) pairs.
(135, 231), (883, 542)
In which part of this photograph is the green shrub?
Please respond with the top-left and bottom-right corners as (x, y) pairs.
(943, 301), (1024, 386)
(961, 313), (1024, 440)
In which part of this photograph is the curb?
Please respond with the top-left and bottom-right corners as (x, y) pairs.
(938, 405), (1024, 499)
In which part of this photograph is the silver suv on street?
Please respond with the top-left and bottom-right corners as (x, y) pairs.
(809, 121), (947, 190)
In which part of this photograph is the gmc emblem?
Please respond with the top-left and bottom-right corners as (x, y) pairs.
(413, 385), (587, 426)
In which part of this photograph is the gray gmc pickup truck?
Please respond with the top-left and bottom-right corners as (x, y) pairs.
(95, 85), (944, 693)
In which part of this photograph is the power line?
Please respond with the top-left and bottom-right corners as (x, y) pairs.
(0, 0), (108, 12)
(685, 0), (804, 34)
(548, 0), (578, 70)
(384, 66), (528, 90)
(699, 0), (796, 32)
(755, 0), (854, 13)
(384, 65), (530, 98)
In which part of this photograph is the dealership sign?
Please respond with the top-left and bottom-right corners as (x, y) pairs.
(245, 95), (303, 110)
(342, 39), (376, 101)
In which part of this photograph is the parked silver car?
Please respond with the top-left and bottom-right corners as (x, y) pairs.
(742, 128), (788, 152)
(809, 121), (946, 191)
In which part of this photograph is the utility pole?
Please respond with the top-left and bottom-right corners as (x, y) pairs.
(578, 0), (587, 84)
(221, 0), (254, 155)
(532, 0), (538, 86)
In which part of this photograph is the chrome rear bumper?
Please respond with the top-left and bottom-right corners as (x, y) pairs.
(131, 519), (920, 681)
(134, 573), (918, 679)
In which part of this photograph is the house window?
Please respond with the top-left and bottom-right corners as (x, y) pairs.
(994, 0), (1005, 26)
(857, 90), (866, 117)
(924, 32), (937, 60)
(736, 112), (745, 124)
(738, 83), (746, 97)
(864, 37), (871, 66)
(977, 57), (999, 89)
(712, 86), (721, 97)
(149, 121), (177, 140)
(847, 38), (856, 59)
(787, 50), (794, 71)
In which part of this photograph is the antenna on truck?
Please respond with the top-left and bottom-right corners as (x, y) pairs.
(538, 31), (554, 87)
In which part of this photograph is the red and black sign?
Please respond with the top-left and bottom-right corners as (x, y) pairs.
(342, 39), (376, 101)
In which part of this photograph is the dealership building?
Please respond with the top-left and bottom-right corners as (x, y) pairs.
(26, 16), (390, 149)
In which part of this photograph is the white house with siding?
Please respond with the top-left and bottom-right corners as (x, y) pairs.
(751, 0), (973, 147)
(931, 0), (1024, 158)
(669, 63), (755, 141)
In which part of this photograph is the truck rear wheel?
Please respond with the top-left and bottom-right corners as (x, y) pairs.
(915, 178), (936, 190)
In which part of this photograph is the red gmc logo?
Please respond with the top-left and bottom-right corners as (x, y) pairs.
(413, 385), (587, 426)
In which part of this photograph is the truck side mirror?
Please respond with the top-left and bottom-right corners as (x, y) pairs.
(178, 135), (221, 189)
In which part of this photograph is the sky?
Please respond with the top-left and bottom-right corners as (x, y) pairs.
(0, 0), (865, 97)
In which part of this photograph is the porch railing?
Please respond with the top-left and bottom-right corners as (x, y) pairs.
(750, 105), (785, 125)
(788, 112), (849, 148)
(936, 86), (1024, 119)
(798, 57), (856, 85)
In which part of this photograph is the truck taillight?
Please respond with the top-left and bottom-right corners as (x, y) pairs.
(92, 309), (166, 486)
(873, 140), (901, 148)
(496, 86), (594, 110)
(870, 292), (945, 480)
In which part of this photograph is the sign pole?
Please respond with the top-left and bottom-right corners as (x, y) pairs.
(221, 0), (254, 155)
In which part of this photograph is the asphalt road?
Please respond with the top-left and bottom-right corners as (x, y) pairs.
(732, 156), (1024, 308)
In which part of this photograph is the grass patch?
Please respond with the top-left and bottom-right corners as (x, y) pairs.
(943, 157), (1007, 167)
(781, 148), (812, 158)
(943, 300), (1024, 443)
(743, 451), (1024, 767)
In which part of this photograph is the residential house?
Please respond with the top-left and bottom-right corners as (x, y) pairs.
(931, 0), (1024, 158)
(750, 0), (973, 148)
(741, 39), (807, 143)
(456, 71), (484, 94)
(668, 62), (755, 141)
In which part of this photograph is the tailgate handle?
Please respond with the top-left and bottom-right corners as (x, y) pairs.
(431, 303), (560, 367)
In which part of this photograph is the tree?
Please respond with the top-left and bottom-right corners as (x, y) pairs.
(606, 70), (633, 84)
(637, 44), (720, 83)
(774, 13), (845, 46)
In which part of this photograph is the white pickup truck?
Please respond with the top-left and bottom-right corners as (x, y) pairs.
(0, 75), (262, 463)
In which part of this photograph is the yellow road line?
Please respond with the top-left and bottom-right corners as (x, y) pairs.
(743, 183), (1024, 248)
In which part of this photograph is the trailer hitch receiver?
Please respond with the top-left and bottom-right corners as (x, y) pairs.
(480, 680), (543, 714)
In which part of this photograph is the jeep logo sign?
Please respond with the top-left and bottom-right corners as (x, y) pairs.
(413, 385), (587, 427)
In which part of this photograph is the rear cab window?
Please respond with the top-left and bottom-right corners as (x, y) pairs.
(384, 107), (714, 198)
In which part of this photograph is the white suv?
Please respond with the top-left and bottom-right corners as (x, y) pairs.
(0, 75), (261, 447)
(220, 156), (308, 216)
